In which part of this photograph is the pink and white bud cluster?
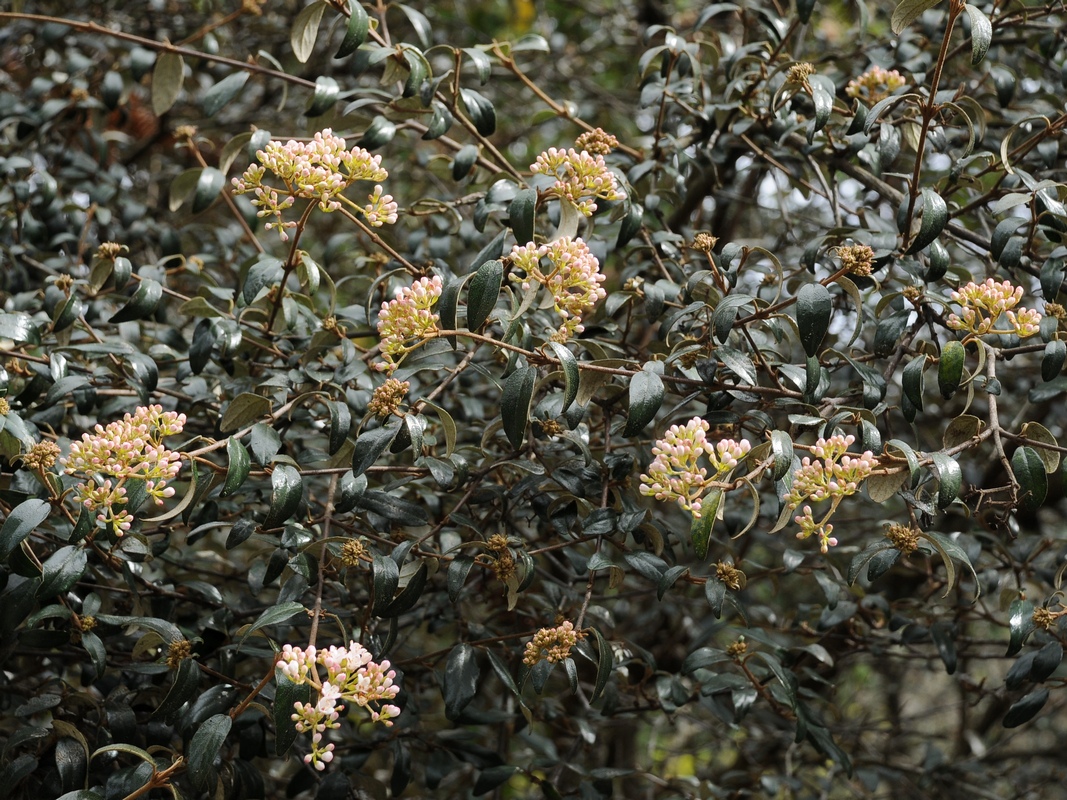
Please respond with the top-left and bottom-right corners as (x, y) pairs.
(786, 434), (877, 509)
(278, 640), (401, 771)
(638, 417), (751, 518)
(375, 275), (443, 373)
(523, 620), (580, 666)
(509, 237), (606, 340)
(785, 434), (877, 554)
(946, 278), (1042, 338)
(531, 147), (624, 216)
(845, 66), (906, 104)
(232, 128), (396, 241)
(61, 405), (185, 536)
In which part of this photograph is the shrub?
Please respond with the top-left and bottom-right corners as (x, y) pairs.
(1, 0), (1067, 797)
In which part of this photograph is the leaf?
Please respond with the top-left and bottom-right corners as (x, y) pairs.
(460, 88), (496, 136)
(238, 601), (306, 648)
(263, 465), (303, 529)
(201, 72), (250, 117)
(0, 498), (51, 562)
(1012, 445), (1047, 512)
(192, 167), (225, 214)
(307, 76), (340, 117)
(938, 341), (966, 399)
(770, 430), (794, 482)
(906, 187), (948, 254)
(443, 643), (479, 720)
(1041, 340), (1066, 382)
(473, 766), (518, 796)
(1003, 688), (1049, 728)
(371, 554), (400, 613)
(335, 0), (370, 58)
(712, 294), (753, 343)
(352, 423), (399, 478)
(964, 3), (992, 66)
(1019, 422), (1060, 473)
(356, 114), (396, 148)
(902, 354), (927, 412)
(152, 51), (184, 115)
(274, 670), (311, 755)
(847, 540), (896, 586)
(37, 545), (87, 599)
(291, 0), (327, 63)
(547, 342), (579, 413)
(110, 279), (163, 323)
(447, 555), (475, 602)
(796, 283), (832, 357)
(452, 144), (479, 181)
(0, 312), (41, 344)
(1006, 597), (1035, 656)
(891, 0), (943, 34)
(623, 367), (663, 437)
(1031, 641), (1063, 683)
(920, 530), (979, 598)
(187, 714), (231, 791)
(501, 365), (536, 449)
(422, 102), (454, 140)
(718, 346), (757, 386)
(466, 260), (502, 331)
(690, 493), (721, 561)
(809, 74), (835, 138)
(355, 491), (428, 526)
(930, 452), (962, 509)
(221, 437), (251, 497)
(220, 393), (271, 433)
(380, 562), (428, 616)
(590, 626), (613, 703)
(509, 188), (536, 244)
(154, 657), (200, 722)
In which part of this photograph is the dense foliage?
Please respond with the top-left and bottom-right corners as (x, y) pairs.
(2, 0), (1067, 797)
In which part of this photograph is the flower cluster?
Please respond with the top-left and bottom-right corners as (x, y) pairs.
(845, 66), (907, 104)
(61, 405), (185, 536)
(639, 417), (751, 518)
(523, 621), (581, 666)
(368, 377), (410, 417)
(785, 434), (878, 553)
(574, 127), (619, 156)
(835, 243), (875, 277)
(945, 278), (1042, 338)
(232, 128), (397, 241)
(375, 276), (443, 372)
(531, 146), (624, 216)
(509, 237), (607, 340)
(278, 641), (401, 771)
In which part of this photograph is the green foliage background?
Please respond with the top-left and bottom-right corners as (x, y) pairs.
(2, 0), (1067, 798)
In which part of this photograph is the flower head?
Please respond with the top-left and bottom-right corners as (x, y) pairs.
(232, 129), (394, 240)
(375, 276), (443, 372)
(846, 66), (906, 104)
(945, 278), (1041, 338)
(508, 237), (606, 340)
(524, 621), (581, 666)
(639, 417), (751, 518)
(531, 147), (624, 216)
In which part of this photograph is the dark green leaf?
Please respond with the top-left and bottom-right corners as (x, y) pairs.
(460, 88), (496, 136)
(712, 294), (753, 344)
(623, 367), (663, 437)
(381, 562), (428, 616)
(372, 554), (400, 613)
(220, 393), (271, 433)
(37, 545), (87, 599)
(154, 657), (200, 722)
(307, 76), (340, 117)
(590, 625), (613, 703)
(770, 430), (794, 482)
(0, 313), (41, 345)
(1007, 597), (1035, 656)
(448, 555), (475, 603)
(467, 260), (502, 331)
(328, 400), (351, 455)
(356, 491), (428, 526)
(690, 492), (720, 561)
(187, 713), (232, 791)
(964, 3), (992, 66)
(263, 465), (303, 529)
(930, 452), (962, 509)
(1031, 641), (1063, 682)
(809, 74), (835, 137)
(798, 281), (827, 356)
(906, 188), (948, 254)
(891, 0), (942, 34)
(0, 498), (51, 562)
(357, 114), (396, 149)
(474, 766), (518, 796)
(335, 0), (370, 58)
(1012, 445), (1047, 512)
(238, 601), (306, 648)
(274, 670), (311, 755)
(352, 423), (399, 477)
(1003, 688), (1049, 728)
(509, 188), (536, 244)
(422, 102), (454, 140)
(222, 437), (251, 497)
(718, 346), (757, 385)
(938, 340), (966, 398)
(502, 365), (537, 449)
(201, 72), (250, 117)
(1042, 340), (1065, 382)
(110, 279), (162, 323)
(616, 201), (643, 249)
(547, 342), (579, 413)
(452, 143), (479, 181)
(443, 643), (479, 720)
(902, 354), (927, 412)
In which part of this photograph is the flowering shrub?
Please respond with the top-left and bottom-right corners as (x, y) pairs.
(3, 1), (1067, 798)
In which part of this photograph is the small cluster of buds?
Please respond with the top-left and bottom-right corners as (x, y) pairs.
(278, 641), (401, 771)
(61, 405), (185, 536)
(523, 620), (581, 666)
(835, 244), (875, 277)
(509, 237), (607, 340)
(367, 378), (409, 417)
(845, 66), (907, 104)
(232, 129), (397, 241)
(531, 145), (624, 217)
(375, 276), (443, 372)
(885, 523), (920, 554)
(786, 62), (816, 87)
(574, 128), (619, 156)
(639, 417), (751, 518)
(786, 434), (878, 553)
(946, 279), (1042, 339)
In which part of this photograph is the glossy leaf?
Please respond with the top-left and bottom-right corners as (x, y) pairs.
(460, 88), (496, 136)
(274, 670), (311, 755)
(0, 498), (51, 562)
(501, 365), (536, 449)
(201, 72), (250, 117)
(938, 341), (966, 398)
(307, 76), (340, 117)
(1011, 445), (1047, 512)
(443, 643), (479, 720)
(372, 553), (400, 613)
(263, 465), (303, 529)
(335, 0), (370, 58)
(110, 279), (162, 323)
(906, 188), (949, 254)
(466, 259), (502, 331)
(964, 3), (992, 66)
(220, 393), (271, 433)
(509, 187), (536, 244)
(187, 714), (231, 791)
(547, 342), (579, 413)
(1003, 688), (1049, 728)
(623, 367), (663, 437)
(192, 167), (225, 213)
(891, 0), (943, 34)
(352, 423), (399, 478)
(1007, 597), (1035, 656)
(902, 354), (926, 412)
(930, 452), (962, 509)
(221, 437), (251, 497)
